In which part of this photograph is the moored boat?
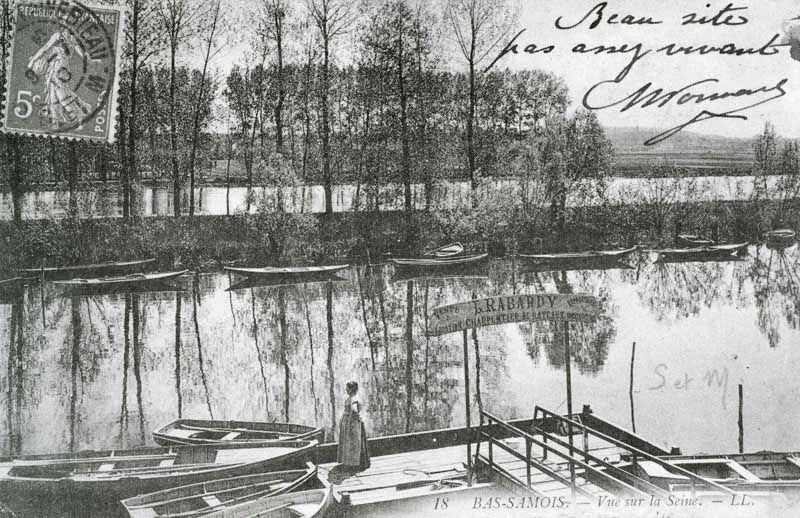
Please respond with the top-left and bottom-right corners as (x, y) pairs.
(0, 276), (39, 288)
(18, 258), (156, 280)
(0, 441), (317, 503)
(329, 474), (497, 518)
(389, 253), (488, 268)
(53, 270), (189, 287)
(677, 234), (715, 247)
(224, 265), (349, 277)
(518, 246), (638, 265)
(653, 243), (748, 263)
(153, 420), (324, 447)
(623, 451), (800, 499)
(202, 487), (332, 518)
(765, 229), (796, 249)
(422, 242), (465, 258)
(121, 465), (318, 518)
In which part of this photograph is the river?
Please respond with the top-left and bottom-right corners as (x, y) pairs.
(0, 175), (787, 219)
(1, 244), (798, 466)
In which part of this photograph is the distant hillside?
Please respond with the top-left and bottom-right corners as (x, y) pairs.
(606, 127), (756, 176)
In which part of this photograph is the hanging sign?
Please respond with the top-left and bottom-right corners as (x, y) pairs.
(2, 1), (125, 143)
(426, 293), (601, 337)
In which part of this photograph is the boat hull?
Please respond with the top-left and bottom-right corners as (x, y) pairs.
(153, 420), (325, 447)
(0, 442), (317, 506)
(224, 265), (349, 277)
(766, 229), (796, 249)
(121, 467), (318, 518)
(677, 235), (715, 247)
(19, 259), (156, 280)
(203, 488), (332, 518)
(53, 270), (189, 287)
(390, 253), (489, 269)
(654, 243), (748, 263)
(623, 451), (800, 502)
(333, 481), (503, 518)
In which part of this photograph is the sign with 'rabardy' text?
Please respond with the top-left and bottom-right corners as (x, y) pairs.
(426, 294), (601, 337)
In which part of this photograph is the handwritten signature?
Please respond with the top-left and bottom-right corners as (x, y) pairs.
(584, 77), (788, 146)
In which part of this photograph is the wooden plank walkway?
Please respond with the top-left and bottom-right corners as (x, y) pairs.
(318, 433), (627, 507)
(474, 433), (626, 500)
(318, 444), (472, 503)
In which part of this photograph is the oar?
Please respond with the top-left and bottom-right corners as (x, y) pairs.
(338, 471), (466, 495)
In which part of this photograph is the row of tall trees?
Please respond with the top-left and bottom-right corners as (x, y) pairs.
(1, 0), (612, 229)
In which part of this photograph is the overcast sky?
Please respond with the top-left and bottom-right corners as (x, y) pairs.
(212, 0), (800, 140)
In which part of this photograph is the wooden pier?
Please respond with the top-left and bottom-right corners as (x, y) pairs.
(314, 406), (695, 516)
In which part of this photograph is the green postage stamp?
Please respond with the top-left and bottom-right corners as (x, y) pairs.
(2, 1), (124, 143)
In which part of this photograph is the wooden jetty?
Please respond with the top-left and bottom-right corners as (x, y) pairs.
(313, 406), (689, 516)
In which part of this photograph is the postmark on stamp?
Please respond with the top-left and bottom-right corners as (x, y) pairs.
(2, 0), (124, 143)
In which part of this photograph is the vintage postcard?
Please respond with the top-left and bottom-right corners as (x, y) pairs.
(0, 0), (799, 517)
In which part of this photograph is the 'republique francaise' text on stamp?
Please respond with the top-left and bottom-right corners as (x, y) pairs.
(2, 0), (124, 143)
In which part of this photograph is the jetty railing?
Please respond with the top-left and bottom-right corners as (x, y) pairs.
(533, 406), (738, 497)
(477, 410), (663, 498)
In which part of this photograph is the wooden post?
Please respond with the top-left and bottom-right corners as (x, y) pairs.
(738, 384), (744, 454)
(564, 321), (576, 501)
(463, 329), (472, 486)
(629, 341), (636, 433)
(40, 263), (46, 328)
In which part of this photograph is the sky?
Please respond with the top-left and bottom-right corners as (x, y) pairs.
(499, 0), (800, 140)
(212, 0), (800, 140)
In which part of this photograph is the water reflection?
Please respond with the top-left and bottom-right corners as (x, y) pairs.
(748, 245), (800, 348)
(638, 257), (747, 322)
(0, 250), (799, 465)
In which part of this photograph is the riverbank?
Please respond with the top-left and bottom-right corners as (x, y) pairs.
(1, 198), (793, 273)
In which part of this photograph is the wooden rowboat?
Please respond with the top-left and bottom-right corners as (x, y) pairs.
(53, 270), (189, 287)
(623, 451), (800, 498)
(0, 441), (317, 503)
(422, 242), (464, 258)
(202, 488), (332, 518)
(154, 420), (324, 447)
(518, 246), (638, 264)
(677, 234), (715, 247)
(330, 474), (497, 518)
(0, 276), (39, 288)
(765, 229), (796, 249)
(389, 253), (488, 268)
(121, 465), (318, 518)
(224, 265), (349, 277)
(653, 243), (748, 263)
(19, 258), (156, 280)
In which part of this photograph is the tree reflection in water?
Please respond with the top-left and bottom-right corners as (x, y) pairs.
(637, 245), (800, 347)
(748, 245), (800, 347)
(192, 275), (214, 419)
(2, 251), (799, 462)
(637, 257), (746, 323)
(513, 269), (616, 376)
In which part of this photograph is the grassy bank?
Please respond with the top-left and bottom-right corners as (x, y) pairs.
(0, 199), (795, 273)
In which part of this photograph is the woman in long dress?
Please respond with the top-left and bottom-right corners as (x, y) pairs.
(337, 381), (370, 470)
(26, 31), (92, 129)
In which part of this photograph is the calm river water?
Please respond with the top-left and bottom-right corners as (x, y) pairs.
(0, 175), (787, 219)
(1, 245), (799, 463)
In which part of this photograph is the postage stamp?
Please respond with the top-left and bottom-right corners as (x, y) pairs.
(1, 0), (124, 143)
